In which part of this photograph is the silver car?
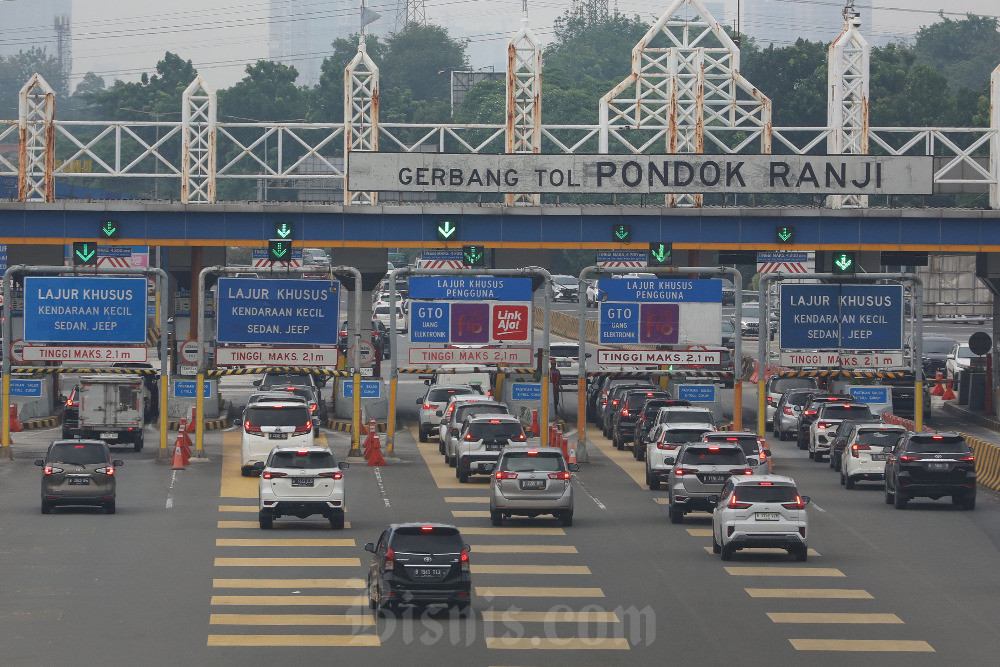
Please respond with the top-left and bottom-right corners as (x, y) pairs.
(486, 447), (579, 527)
(417, 384), (482, 442)
(666, 443), (755, 523)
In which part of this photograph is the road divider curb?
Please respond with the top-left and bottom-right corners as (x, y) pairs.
(959, 432), (1000, 492)
(21, 415), (60, 430)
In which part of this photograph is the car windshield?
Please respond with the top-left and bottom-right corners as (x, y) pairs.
(681, 447), (747, 465)
(743, 305), (760, 317)
(661, 429), (710, 444)
(552, 276), (576, 286)
(722, 320), (735, 333)
(427, 387), (476, 402)
(708, 436), (759, 455)
(245, 406), (310, 428)
(956, 347), (975, 359)
(550, 345), (579, 357)
(262, 374), (313, 389)
(390, 527), (464, 554)
(906, 436), (971, 454)
(468, 422), (524, 440)
(733, 484), (798, 503)
(501, 452), (565, 472)
(923, 338), (956, 354)
(627, 393), (667, 409)
(786, 392), (814, 407)
(857, 430), (905, 447)
(771, 378), (816, 393)
(269, 450), (336, 469)
(662, 410), (713, 424)
(48, 443), (108, 465)
(455, 404), (506, 422)
(821, 405), (872, 419)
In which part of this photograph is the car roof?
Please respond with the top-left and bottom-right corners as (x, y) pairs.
(467, 413), (518, 422)
(51, 439), (107, 446)
(500, 445), (565, 456)
(660, 405), (712, 412)
(269, 444), (331, 453)
(250, 391), (307, 401)
(731, 474), (797, 486)
(389, 522), (460, 531)
(247, 399), (311, 408)
(705, 431), (758, 438)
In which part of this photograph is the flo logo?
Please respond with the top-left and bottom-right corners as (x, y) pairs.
(639, 304), (679, 344)
(492, 305), (529, 342)
(451, 303), (489, 343)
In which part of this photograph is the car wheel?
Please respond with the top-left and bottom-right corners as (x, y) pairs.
(894, 490), (908, 509)
(884, 484), (894, 504)
(419, 429), (428, 443)
(259, 509), (274, 529)
(490, 510), (503, 527)
(240, 466), (250, 477)
(668, 504), (684, 524)
(796, 432), (807, 450)
(720, 543), (735, 561)
(134, 434), (143, 452)
(792, 545), (808, 562)
(368, 577), (377, 610)
(560, 511), (573, 527)
(962, 494), (976, 511)
(813, 451), (824, 463)
(648, 473), (660, 491)
(438, 440), (445, 455)
(105, 500), (116, 515)
(807, 448), (814, 460)
(458, 466), (469, 484)
(41, 501), (53, 515)
(835, 456), (842, 473)
(772, 425), (779, 439)
(712, 533), (721, 554)
(448, 455), (457, 468)
(329, 513), (345, 530)
(845, 475), (855, 490)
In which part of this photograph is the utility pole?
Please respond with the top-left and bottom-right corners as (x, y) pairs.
(54, 14), (72, 94)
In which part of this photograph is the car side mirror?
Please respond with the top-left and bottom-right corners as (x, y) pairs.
(585, 353), (592, 358)
(748, 458), (760, 467)
(764, 449), (772, 457)
(707, 494), (720, 505)
(801, 496), (811, 505)
(416, 398), (423, 405)
(34, 459), (44, 466)
(364, 542), (375, 553)
(113, 459), (124, 467)
(481, 463), (496, 474)
(451, 428), (459, 436)
(312, 417), (320, 426)
(664, 457), (676, 466)
(252, 461), (265, 470)
(424, 379), (431, 386)
(339, 462), (350, 470)
(568, 463), (580, 472)
(524, 430), (535, 438)
(436, 410), (443, 417)
(882, 445), (894, 453)
(252, 379), (261, 386)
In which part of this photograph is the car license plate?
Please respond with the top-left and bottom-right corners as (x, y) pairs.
(928, 462), (949, 470)
(871, 453), (888, 461)
(68, 477), (90, 485)
(268, 432), (288, 440)
(413, 568), (445, 578)
(100, 432), (118, 439)
(291, 478), (314, 487)
(755, 512), (779, 521)
(520, 479), (546, 490)
(486, 443), (503, 451)
(557, 361), (571, 367)
(703, 475), (727, 484)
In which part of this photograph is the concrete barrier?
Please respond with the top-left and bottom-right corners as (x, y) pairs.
(961, 433), (1000, 492)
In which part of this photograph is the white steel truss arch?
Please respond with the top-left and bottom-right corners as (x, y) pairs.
(181, 77), (216, 204)
(506, 11), (542, 206)
(344, 37), (380, 206)
(992, 63), (1000, 210)
(599, 0), (772, 207)
(827, 11), (870, 209)
(18, 74), (56, 202)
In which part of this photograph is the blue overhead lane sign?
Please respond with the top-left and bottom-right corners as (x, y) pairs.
(216, 278), (339, 345)
(24, 277), (147, 344)
(598, 278), (722, 303)
(780, 284), (903, 350)
(408, 276), (532, 301)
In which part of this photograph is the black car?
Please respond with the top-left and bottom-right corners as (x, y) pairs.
(828, 418), (882, 472)
(885, 432), (976, 510)
(586, 374), (650, 423)
(602, 382), (658, 437)
(365, 523), (472, 615)
(908, 335), (957, 379)
(611, 389), (669, 451)
(61, 386), (81, 439)
(338, 320), (391, 360)
(796, 394), (853, 449)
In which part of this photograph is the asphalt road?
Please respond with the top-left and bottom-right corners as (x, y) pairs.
(3, 367), (1000, 665)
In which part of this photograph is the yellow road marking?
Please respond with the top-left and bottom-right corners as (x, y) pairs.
(445, 496), (490, 503)
(213, 579), (365, 589)
(587, 433), (647, 489)
(485, 637), (629, 650)
(470, 545), (577, 554)
(653, 497), (671, 504)
(686, 528), (713, 536)
(768, 613), (902, 624)
(453, 510), (491, 518)
(210, 613), (374, 626)
(789, 639), (933, 652)
(472, 565), (591, 575)
(746, 589), (873, 599)
(211, 595), (367, 606)
(476, 587), (604, 598)
(214, 557), (360, 567)
(703, 547), (820, 556)
(481, 611), (620, 623)
(220, 431), (259, 499)
(219, 505), (257, 512)
(457, 527), (565, 536)
(208, 635), (379, 647)
(216, 539), (356, 548)
(726, 567), (844, 577)
(410, 424), (490, 490)
(217, 520), (351, 529)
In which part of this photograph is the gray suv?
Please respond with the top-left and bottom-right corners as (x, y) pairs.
(485, 447), (579, 527)
(667, 443), (754, 524)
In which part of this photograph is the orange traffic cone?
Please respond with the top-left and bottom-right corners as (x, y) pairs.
(171, 444), (186, 469)
(367, 432), (386, 466)
(941, 379), (957, 401)
(930, 372), (944, 396)
(9, 404), (23, 432)
(568, 437), (577, 464)
(530, 409), (539, 437)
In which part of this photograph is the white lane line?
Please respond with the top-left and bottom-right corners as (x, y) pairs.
(166, 469), (179, 509)
(374, 466), (391, 509)
(574, 474), (607, 511)
(811, 502), (827, 513)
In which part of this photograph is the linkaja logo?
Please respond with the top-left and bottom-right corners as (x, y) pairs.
(493, 305), (529, 341)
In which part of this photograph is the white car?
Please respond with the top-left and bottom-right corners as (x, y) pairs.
(436, 394), (495, 448)
(373, 302), (406, 333)
(416, 384), (483, 442)
(645, 422), (717, 490)
(454, 414), (527, 483)
(807, 402), (873, 462)
(946, 343), (975, 379)
(841, 424), (908, 489)
(711, 475), (810, 562)
(255, 445), (349, 529)
(550, 342), (585, 385)
(240, 399), (316, 476)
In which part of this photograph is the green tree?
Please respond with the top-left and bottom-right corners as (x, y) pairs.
(311, 35), (388, 122)
(870, 42), (956, 126)
(90, 52), (198, 119)
(381, 22), (468, 107)
(0, 47), (67, 117)
(742, 39), (829, 127)
(914, 13), (1000, 92)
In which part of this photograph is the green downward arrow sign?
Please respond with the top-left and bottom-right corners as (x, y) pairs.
(438, 220), (457, 240)
(76, 243), (96, 262)
(272, 243), (288, 258)
(777, 227), (792, 242)
(101, 222), (117, 238)
(276, 223), (292, 239)
(834, 254), (853, 271)
(651, 245), (667, 262)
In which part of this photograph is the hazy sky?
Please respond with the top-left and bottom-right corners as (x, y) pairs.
(68, 0), (1000, 88)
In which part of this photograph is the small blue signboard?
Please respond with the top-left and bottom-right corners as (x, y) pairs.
(849, 386), (890, 405)
(676, 384), (717, 402)
(0, 243), (7, 274)
(599, 302), (639, 344)
(408, 277), (532, 301)
(24, 276), (148, 344)
(512, 383), (542, 401)
(410, 302), (450, 343)
(598, 278), (722, 303)
(9, 378), (43, 397)
(780, 284), (903, 350)
(173, 380), (213, 399)
(342, 381), (382, 399)
(216, 278), (339, 345)
(421, 249), (464, 260)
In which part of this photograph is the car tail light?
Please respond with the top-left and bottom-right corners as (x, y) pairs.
(262, 471), (287, 479)
(766, 396), (774, 404)
(495, 471), (518, 480)
(799, 527), (807, 538)
(244, 421), (261, 433)
(731, 468), (753, 476)
(95, 466), (115, 476)
(783, 406), (794, 415)
(515, 433), (526, 441)
(673, 468), (698, 476)
(460, 548), (470, 572)
(383, 548), (395, 570)
(728, 494), (752, 509)
(294, 422), (312, 433)
(899, 455), (921, 462)
(548, 471), (571, 480)
(43, 466), (63, 475)
(851, 444), (870, 457)
(489, 419), (501, 423)
(804, 410), (817, 416)
(464, 432), (475, 441)
(932, 435), (943, 439)
(955, 455), (974, 462)
(759, 481), (773, 486)
(422, 403), (433, 410)
(309, 403), (318, 412)
(318, 471), (343, 479)
(817, 422), (829, 430)
(66, 397), (77, 407)
(782, 495), (806, 510)
(620, 408), (629, 417)
(657, 443), (679, 450)
(421, 526), (434, 531)
(610, 400), (619, 407)
(527, 451), (538, 456)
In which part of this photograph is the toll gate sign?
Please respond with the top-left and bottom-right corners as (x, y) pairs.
(24, 276), (147, 344)
(597, 278), (722, 346)
(216, 278), (340, 345)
